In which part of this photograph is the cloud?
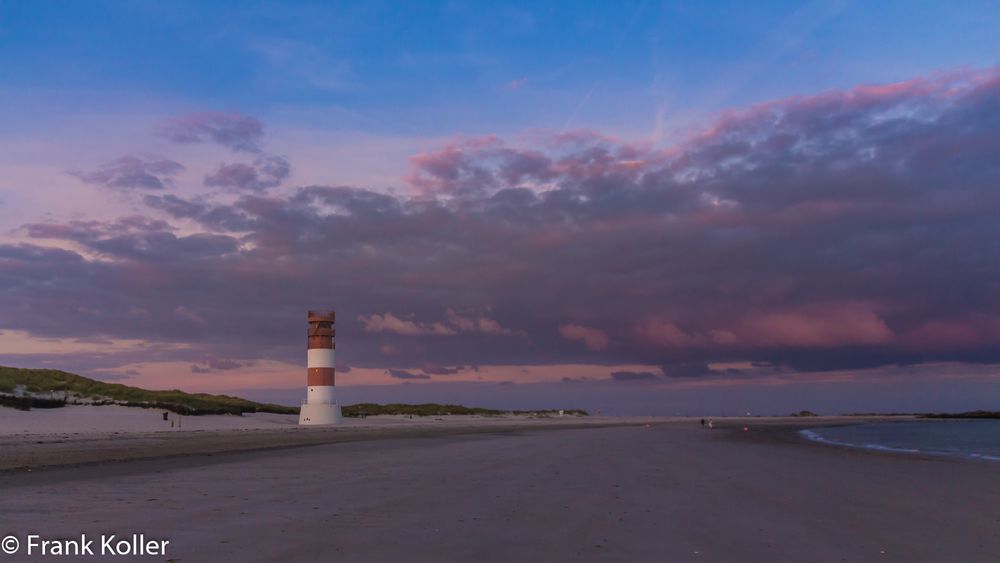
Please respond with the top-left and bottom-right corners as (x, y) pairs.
(558, 324), (608, 351)
(736, 305), (894, 348)
(660, 362), (712, 378)
(6, 67), (1000, 379)
(405, 136), (556, 197)
(445, 309), (520, 336)
(155, 112), (264, 153)
(610, 370), (659, 382)
(204, 155), (291, 191)
(69, 156), (184, 190)
(357, 310), (519, 338)
(504, 78), (528, 91)
(358, 313), (457, 336)
(250, 39), (350, 93)
(22, 216), (238, 261)
(190, 358), (247, 373)
(386, 368), (430, 380)
(634, 319), (700, 349)
(422, 364), (461, 375)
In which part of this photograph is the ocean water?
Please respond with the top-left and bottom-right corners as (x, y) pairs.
(800, 420), (1000, 462)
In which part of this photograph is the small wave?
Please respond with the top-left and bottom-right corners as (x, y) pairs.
(799, 429), (825, 442)
(800, 427), (1000, 462)
(861, 443), (920, 454)
(798, 429), (866, 450)
(798, 430), (919, 453)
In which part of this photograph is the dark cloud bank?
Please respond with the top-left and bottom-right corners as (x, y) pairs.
(4, 70), (1000, 396)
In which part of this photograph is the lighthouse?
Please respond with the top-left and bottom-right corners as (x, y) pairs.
(299, 310), (342, 425)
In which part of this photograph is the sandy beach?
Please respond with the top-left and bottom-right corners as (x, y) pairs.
(0, 406), (650, 471)
(0, 411), (996, 562)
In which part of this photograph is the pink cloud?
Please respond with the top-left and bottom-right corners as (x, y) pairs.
(634, 319), (700, 348)
(736, 305), (894, 348)
(358, 313), (457, 336)
(405, 135), (556, 197)
(559, 324), (608, 351)
(446, 309), (520, 336)
(358, 310), (519, 337)
(902, 315), (1000, 350)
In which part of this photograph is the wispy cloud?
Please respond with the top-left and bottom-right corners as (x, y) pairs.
(156, 112), (265, 153)
(69, 156), (184, 190)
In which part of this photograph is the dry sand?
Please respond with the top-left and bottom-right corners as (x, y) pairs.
(0, 405), (647, 471)
(0, 413), (997, 562)
(0, 405), (301, 435)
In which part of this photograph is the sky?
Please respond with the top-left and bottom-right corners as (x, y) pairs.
(1, 0), (1000, 415)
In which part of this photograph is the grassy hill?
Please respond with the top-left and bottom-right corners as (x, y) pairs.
(0, 366), (297, 416)
(0, 366), (590, 418)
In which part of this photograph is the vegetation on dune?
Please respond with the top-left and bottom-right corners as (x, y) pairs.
(844, 411), (1000, 419)
(0, 366), (588, 418)
(0, 394), (67, 411)
(921, 410), (1000, 419)
(0, 366), (298, 416)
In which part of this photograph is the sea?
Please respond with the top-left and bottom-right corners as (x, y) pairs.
(800, 419), (1000, 462)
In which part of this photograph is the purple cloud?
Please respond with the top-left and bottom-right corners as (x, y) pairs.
(387, 369), (431, 380)
(421, 364), (461, 375)
(156, 112), (264, 153)
(190, 358), (246, 373)
(610, 371), (660, 382)
(70, 156), (184, 190)
(22, 216), (238, 262)
(661, 362), (712, 379)
(204, 155), (290, 192)
(5, 68), (1000, 379)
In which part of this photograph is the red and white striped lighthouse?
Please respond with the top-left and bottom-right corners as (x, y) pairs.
(299, 310), (342, 425)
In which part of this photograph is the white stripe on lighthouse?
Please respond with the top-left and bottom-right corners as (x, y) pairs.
(308, 386), (335, 404)
(307, 348), (335, 368)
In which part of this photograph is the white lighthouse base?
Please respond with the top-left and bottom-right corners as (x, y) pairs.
(299, 403), (342, 425)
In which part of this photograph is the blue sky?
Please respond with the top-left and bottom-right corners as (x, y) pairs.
(3, 0), (999, 138)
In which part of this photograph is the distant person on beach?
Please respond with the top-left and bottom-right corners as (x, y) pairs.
(708, 418), (714, 429)
(700, 418), (705, 427)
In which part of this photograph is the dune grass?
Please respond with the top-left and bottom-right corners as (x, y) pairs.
(0, 366), (297, 416)
(1, 365), (589, 417)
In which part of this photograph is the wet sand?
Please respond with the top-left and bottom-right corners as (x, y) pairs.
(1, 418), (996, 562)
